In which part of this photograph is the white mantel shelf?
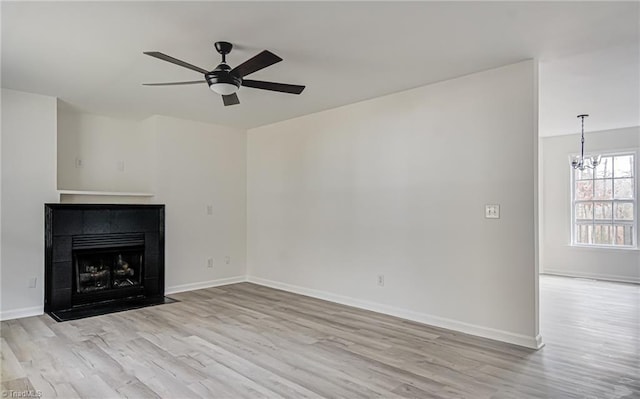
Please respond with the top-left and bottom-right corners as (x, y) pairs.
(58, 190), (155, 197)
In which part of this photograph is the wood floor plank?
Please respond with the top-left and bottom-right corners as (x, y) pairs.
(1, 275), (638, 398)
(70, 374), (121, 399)
(0, 338), (26, 382)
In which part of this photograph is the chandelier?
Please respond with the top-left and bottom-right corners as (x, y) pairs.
(571, 114), (601, 171)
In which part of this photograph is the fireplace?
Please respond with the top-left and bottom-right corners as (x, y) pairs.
(45, 204), (172, 321)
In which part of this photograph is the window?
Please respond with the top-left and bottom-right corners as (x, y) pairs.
(572, 153), (636, 247)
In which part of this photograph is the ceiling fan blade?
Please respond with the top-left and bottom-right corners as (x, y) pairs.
(230, 50), (282, 78)
(143, 80), (206, 86)
(143, 52), (209, 74)
(222, 93), (240, 106)
(242, 79), (305, 94)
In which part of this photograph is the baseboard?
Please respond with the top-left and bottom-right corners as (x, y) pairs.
(165, 275), (247, 295)
(0, 305), (44, 321)
(542, 269), (640, 284)
(246, 276), (543, 350)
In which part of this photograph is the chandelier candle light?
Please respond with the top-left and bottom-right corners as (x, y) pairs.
(571, 114), (601, 171)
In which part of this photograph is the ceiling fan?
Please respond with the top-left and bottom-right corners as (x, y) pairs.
(143, 41), (305, 106)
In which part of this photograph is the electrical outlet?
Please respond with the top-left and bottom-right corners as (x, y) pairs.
(206, 204), (213, 215)
(224, 256), (230, 265)
(28, 277), (37, 288)
(75, 157), (84, 168)
(207, 258), (214, 268)
(117, 160), (125, 172)
(485, 204), (500, 219)
(377, 274), (385, 287)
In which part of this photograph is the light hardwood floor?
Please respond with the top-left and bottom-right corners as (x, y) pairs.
(1, 275), (638, 398)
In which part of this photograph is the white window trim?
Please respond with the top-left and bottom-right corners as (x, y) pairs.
(569, 150), (638, 249)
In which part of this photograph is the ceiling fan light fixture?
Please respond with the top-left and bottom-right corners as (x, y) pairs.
(209, 82), (239, 95)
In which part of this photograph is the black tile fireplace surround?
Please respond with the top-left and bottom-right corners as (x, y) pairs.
(45, 204), (172, 321)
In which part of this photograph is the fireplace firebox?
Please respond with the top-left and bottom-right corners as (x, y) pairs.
(75, 248), (143, 293)
(45, 204), (172, 321)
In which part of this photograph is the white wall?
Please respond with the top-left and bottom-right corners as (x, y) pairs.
(247, 61), (541, 348)
(1, 98), (247, 318)
(541, 126), (640, 282)
(57, 109), (248, 291)
(57, 104), (154, 193)
(1, 89), (58, 319)
(145, 115), (247, 293)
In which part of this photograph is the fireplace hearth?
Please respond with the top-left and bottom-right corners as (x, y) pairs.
(45, 204), (173, 321)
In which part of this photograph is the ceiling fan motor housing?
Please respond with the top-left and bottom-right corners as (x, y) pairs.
(205, 63), (241, 90)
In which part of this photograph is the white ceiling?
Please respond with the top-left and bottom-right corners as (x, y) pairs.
(539, 43), (639, 136)
(2, 1), (639, 133)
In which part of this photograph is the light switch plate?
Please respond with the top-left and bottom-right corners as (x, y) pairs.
(485, 204), (500, 219)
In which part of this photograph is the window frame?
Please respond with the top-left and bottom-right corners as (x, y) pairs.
(570, 150), (638, 249)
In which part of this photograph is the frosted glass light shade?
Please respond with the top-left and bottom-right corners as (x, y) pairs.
(209, 83), (239, 95)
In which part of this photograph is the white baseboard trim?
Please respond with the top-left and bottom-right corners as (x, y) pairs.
(0, 305), (44, 321)
(165, 276), (246, 295)
(542, 269), (640, 284)
(246, 276), (543, 350)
